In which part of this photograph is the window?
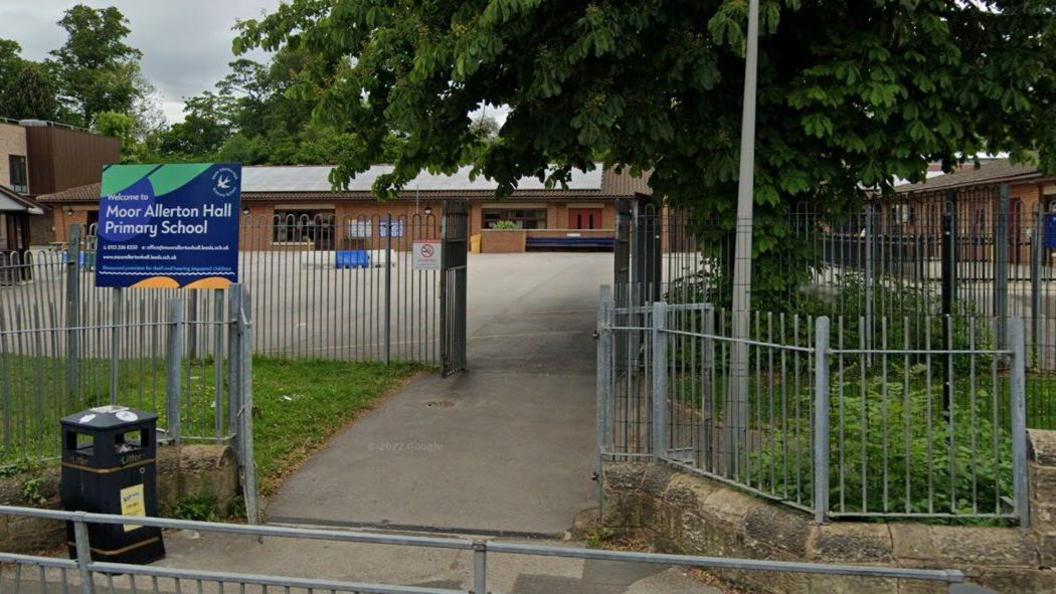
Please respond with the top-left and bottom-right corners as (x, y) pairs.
(273, 209), (336, 249)
(8, 155), (27, 194)
(482, 209), (547, 229)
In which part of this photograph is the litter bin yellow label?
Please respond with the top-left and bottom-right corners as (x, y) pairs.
(120, 484), (145, 532)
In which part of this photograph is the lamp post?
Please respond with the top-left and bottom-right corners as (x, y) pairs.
(727, 0), (760, 478)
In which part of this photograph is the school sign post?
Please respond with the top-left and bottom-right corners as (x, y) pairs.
(95, 163), (242, 289)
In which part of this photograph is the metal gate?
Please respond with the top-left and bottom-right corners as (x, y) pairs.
(614, 198), (662, 307)
(441, 201), (468, 375)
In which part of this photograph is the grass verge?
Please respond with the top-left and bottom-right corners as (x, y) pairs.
(250, 357), (424, 495)
(0, 355), (425, 498)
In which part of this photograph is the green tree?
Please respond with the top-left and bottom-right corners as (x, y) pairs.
(0, 61), (60, 121)
(49, 4), (143, 127)
(0, 39), (22, 93)
(0, 40), (59, 120)
(235, 0), (1056, 305)
(158, 91), (237, 158)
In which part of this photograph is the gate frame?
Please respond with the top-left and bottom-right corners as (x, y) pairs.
(441, 201), (469, 376)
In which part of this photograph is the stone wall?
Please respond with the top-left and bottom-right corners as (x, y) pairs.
(601, 429), (1056, 593)
(0, 444), (239, 554)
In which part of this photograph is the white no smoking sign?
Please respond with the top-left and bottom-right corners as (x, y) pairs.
(412, 240), (442, 270)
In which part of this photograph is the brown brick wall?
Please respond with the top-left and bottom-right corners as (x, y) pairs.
(480, 230), (526, 253)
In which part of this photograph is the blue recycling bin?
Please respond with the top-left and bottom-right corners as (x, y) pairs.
(336, 250), (370, 269)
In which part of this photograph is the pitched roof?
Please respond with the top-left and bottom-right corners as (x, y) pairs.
(243, 164), (606, 192)
(38, 164), (651, 204)
(36, 182), (101, 204)
(895, 159), (1042, 193)
(0, 185), (45, 214)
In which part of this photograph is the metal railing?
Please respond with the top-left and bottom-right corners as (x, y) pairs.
(0, 280), (260, 523)
(0, 504), (969, 593)
(597, 288), (1030, 524)
(618, 196), (1056, 430)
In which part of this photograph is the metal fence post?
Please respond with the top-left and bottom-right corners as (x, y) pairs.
(213, 288), (225, 443)
(66, 224), (82, 403)
(72, 516), (95, 594)
(166, 299), (184, 445)
(864, 206), (875, 354)
(239, 290), (261, 525)
(384, 214), (393, 365)
(651, 301), (668, 459)
(109, 288), (123, 405)
(941, 191), (958, 411)
(1009, 317), (1030, 529)
(472, 541), (487, 594)
(1031, 203), (1043, 365)
(813, 316), (831, 524)
(700, 304), (715, 472)
(995, 184), (1010, 348)
(187, 293), (199, 361)
(227, 286), (243, 443)
(596, 286), (614, 514)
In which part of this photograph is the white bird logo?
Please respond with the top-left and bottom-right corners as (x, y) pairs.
(216, 176), (232, 191)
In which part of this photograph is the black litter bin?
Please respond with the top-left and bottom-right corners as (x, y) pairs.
(60, 405), (166, 564)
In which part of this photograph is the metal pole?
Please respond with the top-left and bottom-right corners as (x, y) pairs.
(941, 191), (957, 411)
(213, 289), (224, 443)
(701, 304), (715, 471)
(596, 285), (614, 515)
(440, 207), (450, 373)
(66, 224), (81, 404)
(864, 206), (875, 355)
(727, 0), (760, 474)
(813, 316), (831, 524)
(187, 293), (199, 361)
(166, 299), (184, 445)
(239, 290), (261, 525)
(227, 286), (242, 444)
(73, 517), (95, 594)
(1032, 203), (1043, 365)
(651, 301), (668, 459)
(109, 287), (122, 405)
(472, 541), (487, 594)
(995, 184), (1010, 349)
(385, 214), (393, 365)
(1009, 317), (1030, 529)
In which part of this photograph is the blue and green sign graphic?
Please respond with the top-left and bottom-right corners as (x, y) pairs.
(95, 163), (241, 289)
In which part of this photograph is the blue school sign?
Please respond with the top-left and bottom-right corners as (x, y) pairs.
(94, 163), (241, 289)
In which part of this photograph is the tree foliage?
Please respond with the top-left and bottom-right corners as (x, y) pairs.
(233, 0), (1056, 303)
(0, 41), (59, 121)
(157, 48), (396, 165)
(49, 4), (144, 128)
(235, 0), (1056, 201)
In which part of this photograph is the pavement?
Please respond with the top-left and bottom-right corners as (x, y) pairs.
(163, 253), (720, 592)
(265, 252), (611, 535)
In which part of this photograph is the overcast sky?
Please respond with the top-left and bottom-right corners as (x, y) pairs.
(0, 0), (283, 124)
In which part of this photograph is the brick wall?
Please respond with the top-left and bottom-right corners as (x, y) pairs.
(480, 230), (526, 253)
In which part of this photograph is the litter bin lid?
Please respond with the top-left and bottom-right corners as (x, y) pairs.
(61, 405), (157, 429)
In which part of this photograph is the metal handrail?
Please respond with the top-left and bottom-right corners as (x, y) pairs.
(0, 504), (968, 593)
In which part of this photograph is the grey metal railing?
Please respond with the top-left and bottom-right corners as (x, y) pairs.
(621, 197), (1056, 430)
(598, 289), (1030, 524)
(0, 505), (968, 593)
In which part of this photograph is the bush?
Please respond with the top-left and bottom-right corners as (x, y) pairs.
(750, 363), (1013, 519)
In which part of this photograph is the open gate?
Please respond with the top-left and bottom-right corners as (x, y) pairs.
(441, 201), (469, 375)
